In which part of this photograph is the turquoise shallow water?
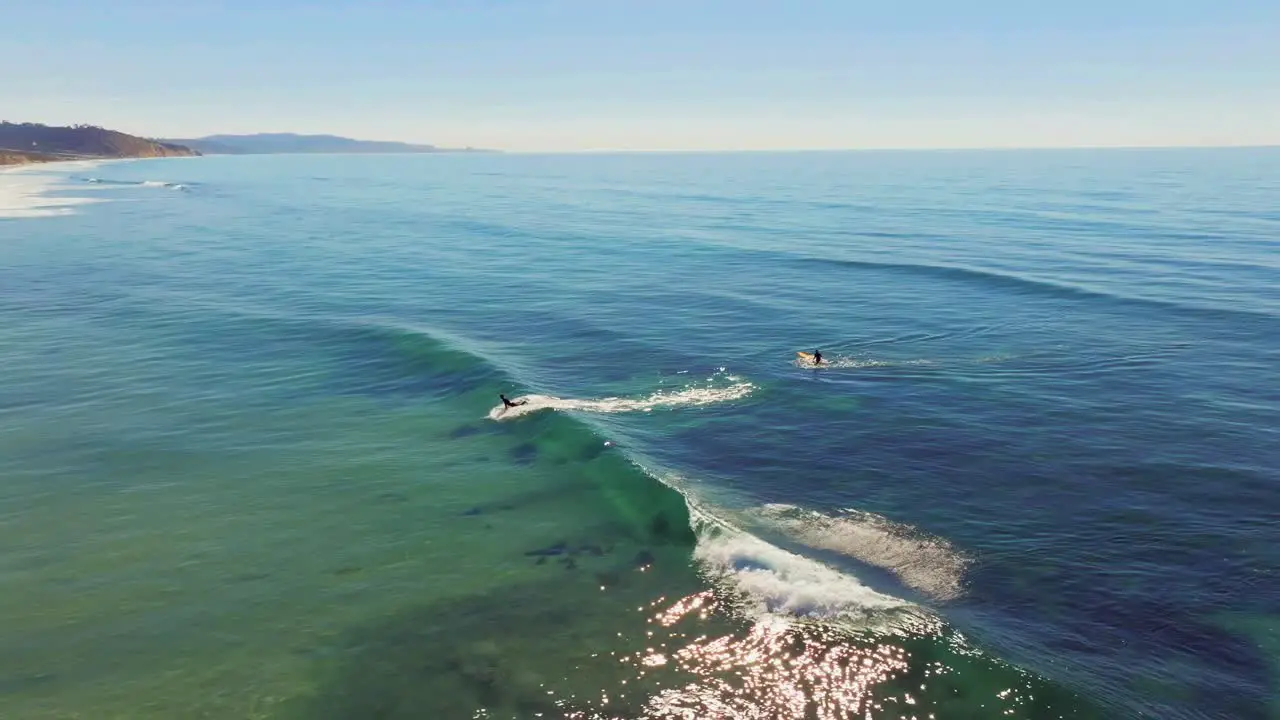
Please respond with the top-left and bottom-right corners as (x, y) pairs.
(0, 150), (1277, 719)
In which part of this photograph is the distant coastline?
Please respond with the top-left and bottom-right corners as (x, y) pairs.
(0, 122), (199, 167)
(2, 124), (496, 167)
(156, 133), (498, 156)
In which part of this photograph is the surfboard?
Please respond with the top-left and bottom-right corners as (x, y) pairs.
(796, 351), (815, 362)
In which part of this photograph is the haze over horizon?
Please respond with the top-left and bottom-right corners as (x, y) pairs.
(4, 0), (1278, 152)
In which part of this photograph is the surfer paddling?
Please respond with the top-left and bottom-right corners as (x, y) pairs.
(812, 350), (823, 365)
(500, 394), (527, 409)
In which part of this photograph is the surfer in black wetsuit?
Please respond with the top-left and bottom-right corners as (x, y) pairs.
(813, 350), (823, 365)
(500, 394), (527, 409)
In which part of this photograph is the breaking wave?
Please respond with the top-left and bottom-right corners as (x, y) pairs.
(743, 503), (972, 602)
(487, 371), (755, 421)
(162, 307), (947, 631)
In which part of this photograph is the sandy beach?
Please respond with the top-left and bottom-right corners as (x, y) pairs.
(0, 159), (106, 219)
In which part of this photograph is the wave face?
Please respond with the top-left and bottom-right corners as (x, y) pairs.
(2, 151), (1276, 719)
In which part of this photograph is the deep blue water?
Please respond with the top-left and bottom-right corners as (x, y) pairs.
(0, 150), (1277, 719)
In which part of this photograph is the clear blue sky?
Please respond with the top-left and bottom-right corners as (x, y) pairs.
(3, 0), (1277, 151)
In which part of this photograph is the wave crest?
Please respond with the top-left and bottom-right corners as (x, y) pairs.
(487, 373), (755, 421)
(692, 523), (911, 625)
(140, 180), (189, 190)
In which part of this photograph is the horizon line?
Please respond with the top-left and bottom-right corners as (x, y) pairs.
(503, 143), (1280, 154)
(160, 142), (1280, 156)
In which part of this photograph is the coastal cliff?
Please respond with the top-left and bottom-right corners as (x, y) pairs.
(0, 123), (199, 165)
(0, 150), (60, 166)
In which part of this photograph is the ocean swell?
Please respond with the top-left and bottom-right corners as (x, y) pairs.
(185, 307), (931, 629)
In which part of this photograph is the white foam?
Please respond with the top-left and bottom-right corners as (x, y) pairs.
(140, 180), (187, 190)
(746, 504), (972, 602)
(74, 177), (189, 192)
(644, 475), (941, 636)
(693, 528), (908, 624)
(0, 167), (102, 219)
(795, 353), (935, 370)
(487, 374), (754, 421)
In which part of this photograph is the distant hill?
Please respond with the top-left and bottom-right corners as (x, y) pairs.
(0, 122), (198, 164)
(160, 133), (494, 155)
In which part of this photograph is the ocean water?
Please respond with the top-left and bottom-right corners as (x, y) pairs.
(0, 149), (1277, 719)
